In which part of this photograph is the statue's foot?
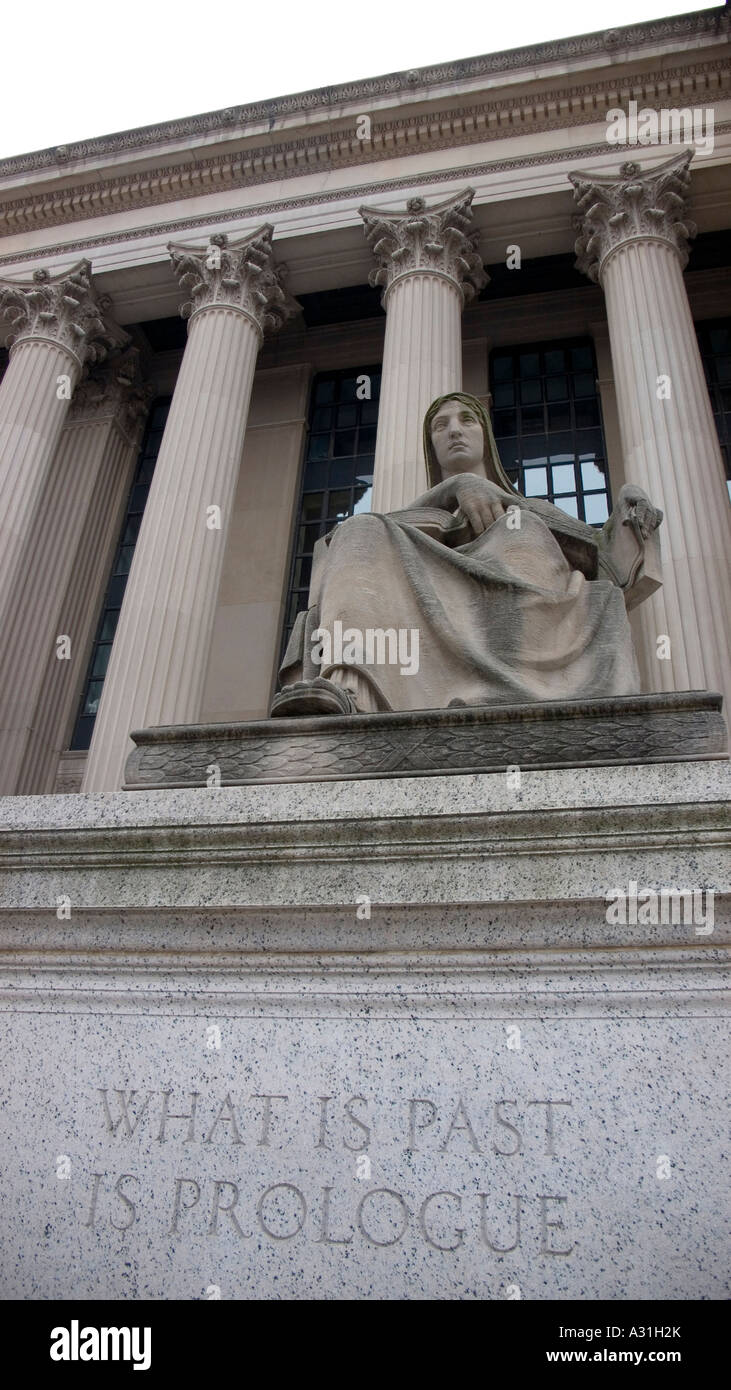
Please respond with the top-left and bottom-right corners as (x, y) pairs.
(270, 677), (358, 718)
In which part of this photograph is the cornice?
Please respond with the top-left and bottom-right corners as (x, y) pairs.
(1, 56), (728, 240)
(1, 129), (730, 273)
(0, 7), (727, 179)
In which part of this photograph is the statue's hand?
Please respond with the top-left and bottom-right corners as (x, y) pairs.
(451, 475), (512, 534)
(617, 484), (663, 541)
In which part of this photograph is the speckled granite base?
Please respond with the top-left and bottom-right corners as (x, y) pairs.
(0, 760), (729, 1300)
(123, 690), (726, 788)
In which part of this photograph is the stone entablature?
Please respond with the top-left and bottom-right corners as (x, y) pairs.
(0, 59), (728, 242)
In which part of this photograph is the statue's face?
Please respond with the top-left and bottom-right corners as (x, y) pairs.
(429, 399), (485, 476)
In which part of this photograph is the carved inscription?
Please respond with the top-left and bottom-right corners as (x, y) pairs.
(83, 1088), (576, 1256)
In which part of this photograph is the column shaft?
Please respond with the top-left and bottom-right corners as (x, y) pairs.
(372, 274), (463, 512)
(0, 340), (80, 624)
(15, 413), (141, 794)
(82, 306), (260, 791)
(602, 240), (731, 701)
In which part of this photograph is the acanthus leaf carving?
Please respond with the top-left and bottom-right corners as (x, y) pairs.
(0, 260), (126, 368)
(569, 150), (697, 282)
(168, 226), (300, 337)
(359, 188), (488, 305)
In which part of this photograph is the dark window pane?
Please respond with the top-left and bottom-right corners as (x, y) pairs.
(709, 328), (731, 355)
(115, 546), (136, 577)
(492, 355), (514, 381)
(129, 484), (149, 511)
(576, 429), (603, 458)
(99, 611), (119, 642)
(328, 490), (351, 519)
(520, 379), (542, 405)
(571, 346), (593, 370)
(122, 515), (141, 547)
(303, 463), (328, 490)
(312, 407), (332, 431)
(84, 680), (105, 716)
(308, 433), (330, 461)
(315, 379), (335, 404)
(547, 402), (571, 431)
(497, 437), (519, 470)
(301, 493), (325, 521)
(337, 404), (357, 428)
(521, 438), (548, 464)
(339, 377), (358, 401)
(519, 353), (540, 378)
(91, 644), (112, 679)
(521, 406), (544, 433)
(360, 400), (379, 425)
(292, 556), (312, 590)
(329, 461), (355, 488)
(573, 372), (596, 398)
(575, 399), (600, 428)
(544, 349), (566, 374)
(493, 410), (517, 437)
(715, 356), (731, 383)
(546, 376), (568, 401)
(107, 575), (127, 608)
(333, 430), (356, 457)
(493, 384), (515, 408)
(357, 425), (377, 454)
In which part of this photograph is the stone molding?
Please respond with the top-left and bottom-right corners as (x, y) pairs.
(123, 692), (727, 790)
(169, 229), (299, 337)
(2, 126), (730, 272)
(67, 346), (153, 447)
(360, 190), (487, 305)
(570, 149), (697, 282)
(0, 260), (126, 370)
(0, 58), (728, 239)
(0, 8), (726, 181)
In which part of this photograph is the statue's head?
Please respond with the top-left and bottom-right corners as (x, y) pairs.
(423, 392), (518, 494)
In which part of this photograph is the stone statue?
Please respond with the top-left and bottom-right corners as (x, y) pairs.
(272, 392), (663, 716)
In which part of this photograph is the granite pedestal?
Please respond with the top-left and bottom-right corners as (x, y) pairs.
(0, 753), (728, 1300)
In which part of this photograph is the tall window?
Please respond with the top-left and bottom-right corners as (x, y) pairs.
(697, 318), (731, 501)
(490, 338), (611, 524)
(70, 397), (171, 750)
(283, 366), (381, 648)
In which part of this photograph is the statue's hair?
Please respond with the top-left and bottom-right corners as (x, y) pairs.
(422, 392), (518, 494)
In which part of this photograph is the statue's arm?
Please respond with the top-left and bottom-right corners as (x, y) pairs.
(597, 483), (663, 610)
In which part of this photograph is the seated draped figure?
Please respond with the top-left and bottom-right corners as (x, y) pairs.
(272, 392), (663, 717)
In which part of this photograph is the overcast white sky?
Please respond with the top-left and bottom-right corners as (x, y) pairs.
(0, 0), (719, 160)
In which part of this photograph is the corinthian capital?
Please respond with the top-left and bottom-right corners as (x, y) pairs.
(0, 260), (126, 368)
(69, 347), (153, 447)
(359, 189), (488, 305)
(569, 151), (696, 282)
(169, 226), (300, 336)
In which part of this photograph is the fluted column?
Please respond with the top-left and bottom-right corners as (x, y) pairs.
(82, 228), (298, 793)
(6, 354), (151, 794)
(360, 190), (487, 511)
(571, 152), (731, 711)
(0, 262), (123, 631)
